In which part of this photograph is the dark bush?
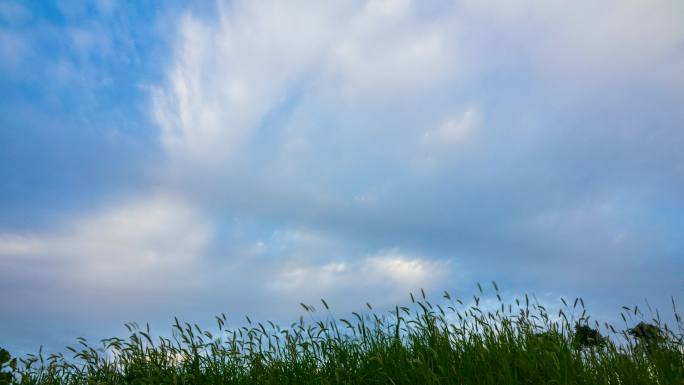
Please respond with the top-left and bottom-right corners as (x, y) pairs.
(0, 348), (17, 385)
(629, 322), (666, 346)
(573, 324), (604, 349)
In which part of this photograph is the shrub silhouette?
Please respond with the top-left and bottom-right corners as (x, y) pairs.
(573, 324), (604, 349)
(628, 322), (666, 346)
(0, 348), (16, 385)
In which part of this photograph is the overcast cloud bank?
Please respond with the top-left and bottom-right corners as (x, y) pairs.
(1, 0), (683, 352)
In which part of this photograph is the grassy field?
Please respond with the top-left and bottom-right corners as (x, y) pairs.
(2, 284), (683, 384)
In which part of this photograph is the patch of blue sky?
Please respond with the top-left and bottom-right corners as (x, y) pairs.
(0, 1), (170, 227)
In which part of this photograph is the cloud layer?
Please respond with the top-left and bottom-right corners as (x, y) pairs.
(1, 0), (683, 352)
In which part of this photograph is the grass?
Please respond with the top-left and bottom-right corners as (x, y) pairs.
(2, 283), (683, 384)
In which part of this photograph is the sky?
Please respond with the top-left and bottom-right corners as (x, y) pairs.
(1, 0), (683, 353)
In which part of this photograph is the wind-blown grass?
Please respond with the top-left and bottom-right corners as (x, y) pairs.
(3, 284), (683, 384)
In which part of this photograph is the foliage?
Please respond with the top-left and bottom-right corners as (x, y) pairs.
(629, 322), (666, 346)
(0, 348), (17, 385)
(3, 284), (683, 384)
(572, 324), (605, 349)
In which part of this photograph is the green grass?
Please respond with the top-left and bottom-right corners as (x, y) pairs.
(2, 284), (683, 384)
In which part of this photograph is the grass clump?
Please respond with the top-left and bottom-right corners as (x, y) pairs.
(3, 283), (683, 384)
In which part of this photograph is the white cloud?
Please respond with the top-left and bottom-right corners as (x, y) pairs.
(322, 0), (460, 99)
(366, 252), (438, 285)
(0, 193), (212, 289)
(458, 0), (684, 87)
(270, 247), (451, 298)
(423, 106), (480, 146)
(0, 235), (44, 256)
(411, 105), (481, 172)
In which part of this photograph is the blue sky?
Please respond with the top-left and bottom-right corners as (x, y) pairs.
(1, 0), (683, 353)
